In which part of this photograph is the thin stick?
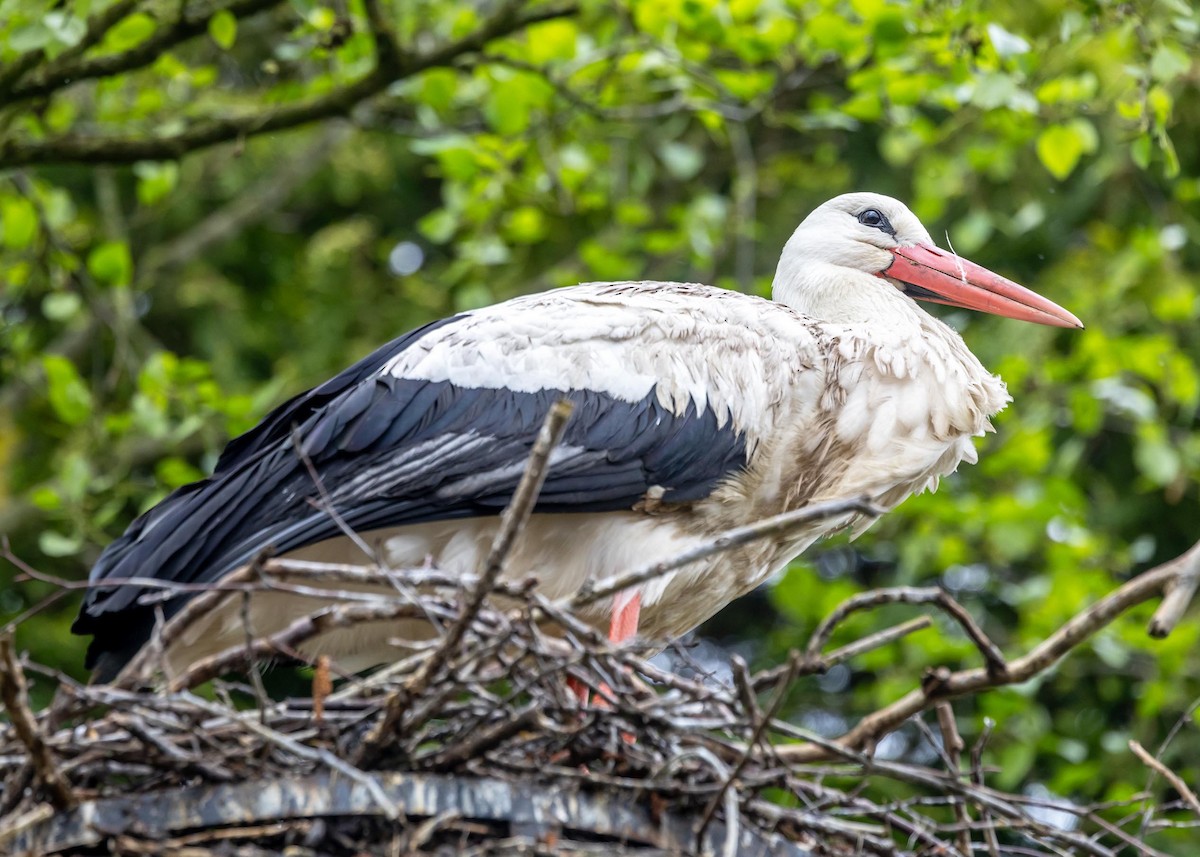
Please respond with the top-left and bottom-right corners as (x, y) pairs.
(167, 600), (439, 691)
(354, 400), (574, 764)
(751, 616), (932, 689)
(820, 616), (933, 669)
(805, 586), (1007, 677)
(971, 717), (1001, 857)
(177, 691), (398, 819)
(697, 651), (800, 838)
(0, 636), (75, 809)
(115, 562), (257, 688)
(1129, 740), (1200, 819)
(936, 702), (972, 857)
(571, 496), (882, 611)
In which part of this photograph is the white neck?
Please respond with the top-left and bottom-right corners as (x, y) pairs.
(771, 256), (929, 329)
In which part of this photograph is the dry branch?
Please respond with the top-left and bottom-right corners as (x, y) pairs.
(779, 538), (1200, 763)
(1129, 739), (1200, 820)
(804, 585), (1007, 676)
(571, 495), (883, 612)
(0, 637), (75, 810)
(1148, 538), (1200, 638)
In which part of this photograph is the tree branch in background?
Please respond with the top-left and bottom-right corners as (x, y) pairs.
(137, 125), (351, 286)
(803, 586), (1008, 677)
(0, 0), (140, 99)
(777, 538), (1200, 763)
(2, 0), (281, 106)
(0, 0), (579, 168)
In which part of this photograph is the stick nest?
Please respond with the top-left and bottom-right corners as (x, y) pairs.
(0, 563), (1183, 857)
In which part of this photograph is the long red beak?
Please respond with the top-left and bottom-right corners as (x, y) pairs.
(883, 244), (1083, 329)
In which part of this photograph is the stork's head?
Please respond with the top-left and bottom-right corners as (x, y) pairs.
(773, 192), (1082, 329)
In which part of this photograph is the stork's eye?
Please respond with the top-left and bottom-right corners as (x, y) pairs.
(857, 208), (893, 232)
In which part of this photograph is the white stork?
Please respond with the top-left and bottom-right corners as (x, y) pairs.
(74, 193), (1081, 682)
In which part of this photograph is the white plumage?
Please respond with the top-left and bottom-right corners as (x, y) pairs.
(75, 192), (1081, 682)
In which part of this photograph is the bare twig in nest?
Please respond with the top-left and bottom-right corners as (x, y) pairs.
(179, 692), (399, 819)
(115, 560), (260, 688)
(167, 600), (442, 691)
(354, 400), (574, 765)
(805, 585), (1007, 677)
(698, 651), (800, 841)
(1129, 739), (1200, 819)
(935, 702), (972, 857)
(0, 637), (75, 809)
(572, 495), (883, 612)
(971, 717), (1001, 857)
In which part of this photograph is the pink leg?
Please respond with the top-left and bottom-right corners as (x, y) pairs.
(609, 590), (642, 644)
(566, 676), (589, 706)
(570, 591), (642, 710)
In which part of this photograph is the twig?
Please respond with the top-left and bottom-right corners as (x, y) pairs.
(971, 717), (1001, 857)
(935, 702), (972, 857)
(115, 560), (261, 688)
(571, 495), (883, 611)
(177, 691), (398, 819)
(292, 427), (379, 565)
(167, 600), (439, 691)
(697, 651), (800, 840)
(1129, 739), (1200, 819)
(751, 616), (932, 690)
(819, 616), (933, 670)
(805, 586), (1007, 678)
(312, 656), (332, 725)
(0, 637), (75, 809)
(354, 400), (574, 765)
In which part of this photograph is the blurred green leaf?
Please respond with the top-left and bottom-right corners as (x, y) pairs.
(103, 12), (157, 52)
(86, 241), (133, 286)
(1, 197), (38, 249)
(41, 355), (93, 426)
(208, 10), (237, 50)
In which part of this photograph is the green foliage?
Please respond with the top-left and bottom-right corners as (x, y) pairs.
(2, 0), (1200, 847)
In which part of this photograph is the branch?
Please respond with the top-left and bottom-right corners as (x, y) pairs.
(0, 637), (75, 809)
(1128, 739), (1200, 820)
(0, 0), (140, 99)
(4, 0), (282, 106)
(777, 539), (1200, 763)
(0, 1), (580, 168)
(571, 495), (883, 612)
(166, 599), (438, 691)
(804, 586), (1007, 678)
(135, 125), (350, 286)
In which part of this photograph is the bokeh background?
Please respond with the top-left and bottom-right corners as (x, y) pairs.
(2, 0), (1199, 847)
